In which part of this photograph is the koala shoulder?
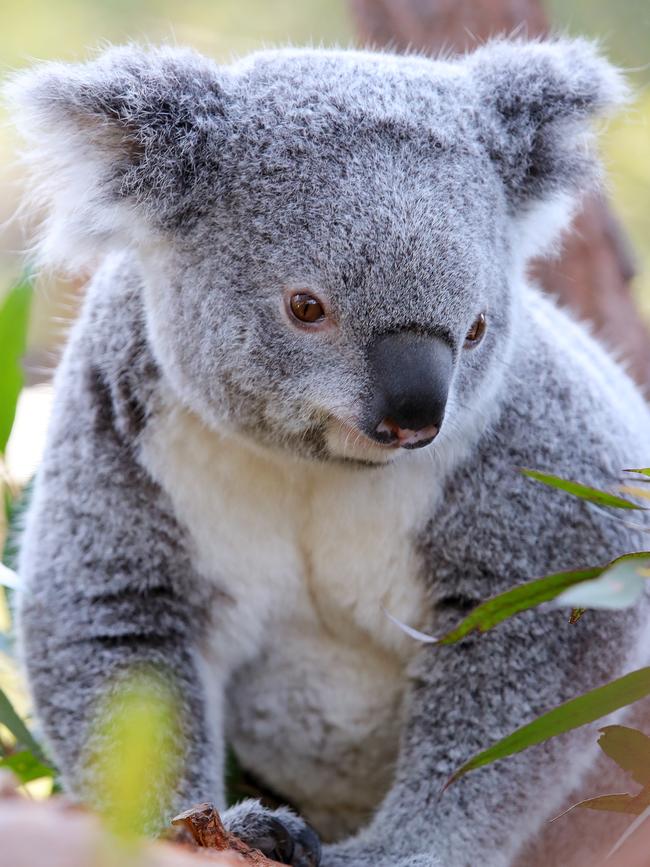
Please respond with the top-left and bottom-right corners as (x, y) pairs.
(424, 290), (650, 592)
(55, 252), (162, 444)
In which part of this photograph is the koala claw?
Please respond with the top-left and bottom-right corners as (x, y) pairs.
(245, 815), (296, 863)
(290, 822), (322, 867)
(241, 814), (321, 866)
(222, 800), (321, 866)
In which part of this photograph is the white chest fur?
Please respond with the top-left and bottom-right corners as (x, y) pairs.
(140, 400), (441, 835)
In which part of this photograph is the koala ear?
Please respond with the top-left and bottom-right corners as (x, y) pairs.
(466, 38), (629, 258)
(4, 45), (226, 270)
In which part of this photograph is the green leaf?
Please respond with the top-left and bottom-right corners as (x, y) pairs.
(445, 666), (650, 788)
(521, 468), (643, 510)
(437, 553), (650, 646)
(0, 750), (54, 784)
(0, 687), (45, 761)
(625, 469), (650, 478)
(0, 277), (33, 455)
(569, 608), (586, 624)
(557, 556), (650, 610)
(598, 726), (650, 787)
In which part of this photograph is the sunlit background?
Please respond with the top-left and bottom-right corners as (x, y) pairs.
(0, 0), (649, 792)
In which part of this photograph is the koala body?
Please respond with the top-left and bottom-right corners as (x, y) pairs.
(7, 39), (650, 867)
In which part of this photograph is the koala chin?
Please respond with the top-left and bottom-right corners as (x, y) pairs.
(7, 37), (650, 867)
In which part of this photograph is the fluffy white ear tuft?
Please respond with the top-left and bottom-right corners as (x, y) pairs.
(4, 45), (225, 271)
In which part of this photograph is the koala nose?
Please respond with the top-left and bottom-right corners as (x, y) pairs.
(367, 331), (453, 449)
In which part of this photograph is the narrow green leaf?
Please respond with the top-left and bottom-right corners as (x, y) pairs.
(598, 726), (650, 787)
(438, 553), (650, 646)
(0, 278), (33, 454)
(0, 687), (44, 760)
(445, 667), (650, 788)
(625, 469), (650, 478)
(521, 468), (643, 510)
(0, 750), (54, 784)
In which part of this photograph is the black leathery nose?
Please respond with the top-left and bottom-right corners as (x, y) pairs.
(367, 331), (453, 437)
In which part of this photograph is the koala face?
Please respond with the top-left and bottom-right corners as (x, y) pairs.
(140, 63), (512, 463)
(7, 41), (626, 463)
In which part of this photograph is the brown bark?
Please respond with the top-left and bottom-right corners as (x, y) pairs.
(348, 0), (650, 389)
(0, 777), (275, 867)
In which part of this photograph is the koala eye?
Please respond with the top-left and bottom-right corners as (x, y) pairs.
(465, 313), (487, 348)
(289, 292), (326, 325)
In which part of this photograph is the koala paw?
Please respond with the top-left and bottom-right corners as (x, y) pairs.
(222, 799), (321, 866)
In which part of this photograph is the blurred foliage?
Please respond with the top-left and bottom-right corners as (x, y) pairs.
(604, 91), (650, 318)
(0, 0), (350, 69)
(0, 277), (32, 454)
(549, 0), (650, 84)
(90, 669), (182, 839)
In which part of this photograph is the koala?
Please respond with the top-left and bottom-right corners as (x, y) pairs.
(6, 37), (650, 867)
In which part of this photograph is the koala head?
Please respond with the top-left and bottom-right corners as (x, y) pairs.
(6, 39), (626, 465)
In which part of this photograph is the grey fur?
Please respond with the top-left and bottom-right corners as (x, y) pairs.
(5, 38), (650, 866)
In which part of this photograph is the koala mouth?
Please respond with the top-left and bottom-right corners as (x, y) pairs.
(326, 417), (433, 464)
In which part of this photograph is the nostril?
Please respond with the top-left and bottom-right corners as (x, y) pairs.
(376, 418), (439, 448)
(376, 418), (401, 441)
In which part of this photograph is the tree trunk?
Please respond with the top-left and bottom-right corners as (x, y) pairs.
(348, 0), (650, 389)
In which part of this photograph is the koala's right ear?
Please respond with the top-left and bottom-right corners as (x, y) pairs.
(5, 45), (227, 270)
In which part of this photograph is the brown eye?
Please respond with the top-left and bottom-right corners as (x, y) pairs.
(465, 313), (486, 347)
(289, 292), (326, 325)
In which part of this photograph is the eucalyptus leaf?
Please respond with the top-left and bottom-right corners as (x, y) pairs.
(383, 609), (437, 643)
(571, 793), (645, 816)
(437, 553), (650, 646)
(597, 726), (650, 787)
(521, 469), (643, 510)
(0, 278), (33, 455)
(555, 557), (650, 610)
(0, 750), (54, 784)
(445, 667), (650, 787)
(0, 687), (44, 761)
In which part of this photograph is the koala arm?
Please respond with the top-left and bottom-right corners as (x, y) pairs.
(322, 430), (648, 867)
(323, 591), (644, 867)
(17, 283), (224, 823)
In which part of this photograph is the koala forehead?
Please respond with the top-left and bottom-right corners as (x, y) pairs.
(212, 48), (503, 234)
(181, 49), (506, 336)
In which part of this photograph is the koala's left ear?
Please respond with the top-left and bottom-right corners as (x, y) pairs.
(466, 38), (629, 256)
(4, 45), (227, 269)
